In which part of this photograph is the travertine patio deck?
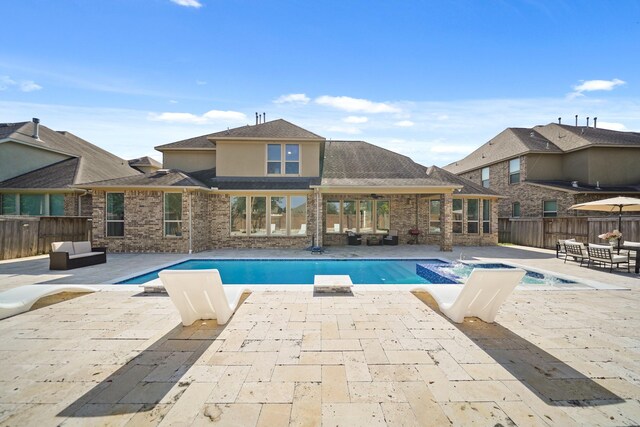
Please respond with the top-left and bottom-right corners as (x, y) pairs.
(0, 245), (639, 425)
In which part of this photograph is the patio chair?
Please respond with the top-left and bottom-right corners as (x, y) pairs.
(346, 231), (362, 246)
(413, 268), (525, 323)
(297, 224), (307, 235)
(158, 269), (250, 326)
(0, 285), (98, 320)
(586, 243), (630, 273)
(564, 241), (588, 266)
(556, 238), (575, 259)
(383, 229), (399, 246)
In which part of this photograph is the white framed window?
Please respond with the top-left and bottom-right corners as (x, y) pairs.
(429, 199), (441, 234)
(467, 199), (479, 234)
(509, 158), (520, 184)
(267, 144), (300, 175)
(482, 200), (491, 233)
(543, 200), (557, 217)
(512, 202), (521, 218)
(452, 199), (463, 234)
(481, 167), (490, 188)
(231, 195), (307, 236)
(164, 193), (183, 237)
(106, 192), (124, 237)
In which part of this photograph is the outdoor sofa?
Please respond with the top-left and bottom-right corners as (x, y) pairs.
(383, 229), (399, 245)
(586, 243), (630, 272)
(49, 241), (107, 270)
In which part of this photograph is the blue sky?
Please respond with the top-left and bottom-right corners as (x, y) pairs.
(1, 0), (639, 167)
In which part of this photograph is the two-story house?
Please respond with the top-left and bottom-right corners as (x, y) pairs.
(444, 122), (640, 219)
(0, 118), (140, 217)
(78, 119), (499, 252)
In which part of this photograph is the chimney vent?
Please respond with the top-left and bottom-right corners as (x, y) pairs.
(32, 117), (40, 139)
(586, 117), (590, 127)
(575, 115), (578, 126)
(558, 117), (562, 124)
(594, 117), (597, 128)
(263, 112), (266, 123)
(255, 112), (258, 125)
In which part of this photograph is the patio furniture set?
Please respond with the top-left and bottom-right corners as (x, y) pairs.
(347, 229), (399, 246)
(557, 238), (640, 273)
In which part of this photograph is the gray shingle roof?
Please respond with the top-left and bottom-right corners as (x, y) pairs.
(128, 156), (162, 167)
(0, 158), (79, 189)
(155, 119), (324, 151)
(80, 169), (208, 188)
(424, 166), (498, 196)
(526, 180), (640, 194)
(444, 123), (640, 175)
(0, 121), (140, 185)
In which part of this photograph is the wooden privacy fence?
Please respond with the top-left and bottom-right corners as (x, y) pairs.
(499, 216), (640, 249)
(0, 216), (91, 260)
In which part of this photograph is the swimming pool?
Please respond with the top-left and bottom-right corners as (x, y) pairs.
(118, 258), (449, 285)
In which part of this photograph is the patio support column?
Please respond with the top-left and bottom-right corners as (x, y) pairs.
(440, 192), (453, 251)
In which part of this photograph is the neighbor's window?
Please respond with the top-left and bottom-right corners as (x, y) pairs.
(267, 144), (282, 174)
(270, 196), (287, 235)
(359, 200), (373, 233)
(509, 158), (520, 184)
(285, 144), (300, 174)
(250, 196), (267, 235)
(543, 200), (558, 218)
(20, 194), (46, 216)
(512, 202), (521, 218)
(481, 167), (490, 188)
(230, 196), (247, 235)
(164, 193), (183, 236)
(290, 196), (307, 235)
(49, 194), (65, 216)
(106, 193), (124, 237)
(326, 200), (341, 233)
(452, 199), (463, 234)
(429, 199), (441, 234)
(467, 199), (479, 234)
(1, 194), (17, 215)
(343, 200), (357, 232)
(482, 200), (491, 233)
(376, 200), (390, 233)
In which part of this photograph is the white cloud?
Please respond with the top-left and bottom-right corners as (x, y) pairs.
(274, 93), (310, 104)
(169, 100), (178, 104)
(196, 80), (207, 85)
(149, 109), (246, 124)
(343, 116), (368, 124)
(569, 78), (626, 99)
(170, 0), (202, 8)
(394, 120), (414, 127)
(596, 121), (627, 131)
(315, 95), (400, 113)
(326, 125), (362, 135)
(0, 75), (42, 92)
(19, 80), (42, 92)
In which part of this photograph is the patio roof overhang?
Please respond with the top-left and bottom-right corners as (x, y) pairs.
(311, 185), (462, 194)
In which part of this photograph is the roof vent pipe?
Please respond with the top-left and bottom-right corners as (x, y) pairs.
(558, 117), (561, 124)
(263, 112), (266, 123)
(32, 117), (40, 139)
(255, 112), (258, 125)
(575, 115), (578, 126)
(572, 180), (579, 188)
(594, 117), (597, 128)
(586, 117), (590, 127)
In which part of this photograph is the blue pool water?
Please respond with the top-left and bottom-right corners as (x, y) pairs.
(118, 259), (449, 285)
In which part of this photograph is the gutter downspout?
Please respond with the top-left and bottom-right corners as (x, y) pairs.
(315, 188), (320, 247)
(188, 189), (193, 254)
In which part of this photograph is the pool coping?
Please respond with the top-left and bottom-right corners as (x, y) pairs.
(104, 257), (628, 292)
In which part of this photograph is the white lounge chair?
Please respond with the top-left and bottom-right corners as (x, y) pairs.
(297, 224), (307, 235)
(0, 285), (98, 320)
(158, 269), (249, 326)
(414, 268), (525, 323)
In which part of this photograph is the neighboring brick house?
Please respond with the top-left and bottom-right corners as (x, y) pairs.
(0, 118), (140, 217)
(443, 123), (640, 219)
(79, 119), (500, 252)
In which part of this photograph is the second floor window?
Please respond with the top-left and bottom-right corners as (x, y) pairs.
(267, 144), (300, 175)
(509, 158), (520, 184)
(481, 167), (490, 188)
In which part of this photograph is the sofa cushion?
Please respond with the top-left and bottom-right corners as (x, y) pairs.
(68, 252), (104, 259)
(73, 241), (92, 254)
(51, 241), (74, 255)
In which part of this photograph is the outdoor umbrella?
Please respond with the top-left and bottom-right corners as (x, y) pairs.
(569, 196), (640, 248)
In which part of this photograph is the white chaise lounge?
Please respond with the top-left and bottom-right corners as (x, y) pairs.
(0, 285), (98, 320)
(413, 268), (526, 323)
(158, 269), (250, 326)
